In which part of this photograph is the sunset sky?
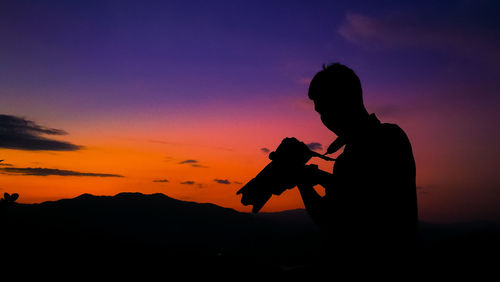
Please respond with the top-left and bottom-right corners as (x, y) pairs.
(1, 0), (499, 223)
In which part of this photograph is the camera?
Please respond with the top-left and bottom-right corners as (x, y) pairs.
(236, 137), (333, 213)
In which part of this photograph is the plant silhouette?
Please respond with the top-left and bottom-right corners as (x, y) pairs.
(1, 192), (19, 205)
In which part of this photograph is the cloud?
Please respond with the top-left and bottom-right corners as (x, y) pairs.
(190, 164), (208, 168)
(179, 159), (198, 164)
(337, 11), (500, 64)
(306, 142), (323, 151)
(153, 179), (169, 183)
(234, 181), (243, 185)
(0, 160), (13, 166)
(297, 76), (312, 86)
(0, 114), (82, 151)
(214, 179), (230, 184)
(180, 181), (203, 188)
(178, 159), (208, 168)
(0, 167), (123, 177)
(149, 140), (179, 145)
(338, 12), (447, 48)
(164, 156), (175, 162)
(287, 97), (314, 111)
(260, 148), (270, 154)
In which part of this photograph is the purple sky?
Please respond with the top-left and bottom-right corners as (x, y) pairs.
(1, 0), (499, 222)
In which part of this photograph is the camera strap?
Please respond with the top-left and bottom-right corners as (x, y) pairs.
(324, 136), (346, 156)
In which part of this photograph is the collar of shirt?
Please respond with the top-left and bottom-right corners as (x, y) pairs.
(325, 114), (381, 155)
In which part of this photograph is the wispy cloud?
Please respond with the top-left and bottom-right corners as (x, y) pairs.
(153, 179), (169, 183)
(0, 160), (13, 166)
(214, 179), (230, 184)
(179, 159), (198, 164)
(164, 156), (175, 163)
(0, 114), (82, 151)
(260, 148), (270, 154)
(338, 11), (500, 64)
(180, 181), (203, 188)
(287, 97), (314, 111)
(1, 167), (123, 177)
(306, 142), (323, 151)
(297, 76), (312, 86)
(178, 159), (208, 168)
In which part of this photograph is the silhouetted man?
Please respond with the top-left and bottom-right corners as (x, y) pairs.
(297, 63), (418, 262)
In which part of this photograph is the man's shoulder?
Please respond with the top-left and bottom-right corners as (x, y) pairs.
(378, 123), (410, 142)
(374, 123), (414, 156)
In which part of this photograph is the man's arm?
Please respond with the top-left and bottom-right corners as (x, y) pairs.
(298, 164), (333, 188)
(297, 165), (333, 229)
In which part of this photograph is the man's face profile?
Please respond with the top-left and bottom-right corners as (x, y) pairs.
(311, 90), (350, 136)
(309, 64), (366, 138)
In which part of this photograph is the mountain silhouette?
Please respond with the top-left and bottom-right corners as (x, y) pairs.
(2, 192), (321, 278)
(2, 192), (499, 278)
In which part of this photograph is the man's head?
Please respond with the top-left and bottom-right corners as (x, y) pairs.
(308, 63), (368, 136)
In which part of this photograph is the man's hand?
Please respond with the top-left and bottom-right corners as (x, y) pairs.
(270, 137), (313, 164)
(297, 164), (320, 186)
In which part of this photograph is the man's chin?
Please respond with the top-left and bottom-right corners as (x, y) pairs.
(324, 125), (342, 136)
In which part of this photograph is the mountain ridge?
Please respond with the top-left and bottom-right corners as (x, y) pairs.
(3, 191), (500, 276)
(2, 191), (322, 277)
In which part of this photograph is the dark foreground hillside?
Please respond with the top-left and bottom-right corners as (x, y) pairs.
(2, 193), (499, 278)
(2, 193), (322, 278)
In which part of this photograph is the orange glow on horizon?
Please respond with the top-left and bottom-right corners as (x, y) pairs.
(2, 97), (492, 222)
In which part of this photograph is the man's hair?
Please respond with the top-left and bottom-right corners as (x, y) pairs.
(308, 63), (364, 107)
